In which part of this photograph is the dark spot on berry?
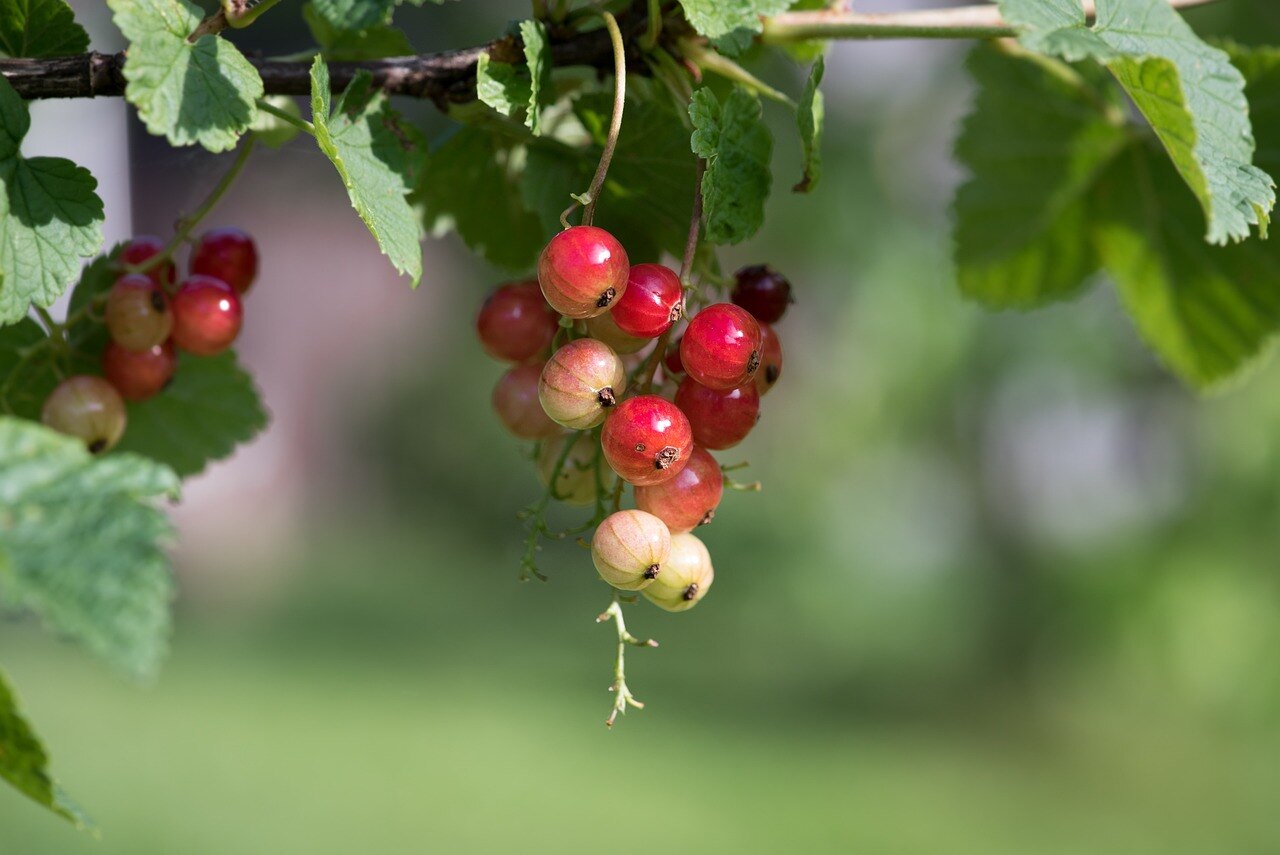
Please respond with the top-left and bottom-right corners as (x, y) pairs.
(655, 446), (679, 470)
(698, 509), (715, 527)
(597, 287), (617, 308)
(683, 583), (699, 601)
(149, 290), (167, 312)
(635, 443), (646, 453)
(644, 564), (661, 580)
(88, 438), (107, 454)
(765, 365), (779, 385)
(598, 387), (617, 407)
(747, 349), (761, 374)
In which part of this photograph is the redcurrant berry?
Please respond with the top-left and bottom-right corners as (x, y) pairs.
(190, 227), (258, 295)
(476, 280), (558, 363)
(642, 532), (714, 612)
(663, 339), (685, 376)
(41, 375), (127, 454)
(601, 395), (693, 486)
(537, 432), (607, 506)
(584, 310), (648, 354)
(755, 323), (782, 396)
(592, 509), (671, 591)
(170, 275), (243, 356)
(731, 264), (793, 324)
(120, 235), (176, 289)
(679, 303), (761, 390)
(105, 273), (173, 352)
(674, 377), (760, 450)
(537, 226), (629, 319)
(539, 338), (626, 429)
(634, 446), (723, 533)
(611, 264), (683, 339)
(493, 363), (563, 440)
(102, 340), (176, 401)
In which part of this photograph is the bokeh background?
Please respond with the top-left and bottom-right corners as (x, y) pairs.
(3, 1), (1280, 852)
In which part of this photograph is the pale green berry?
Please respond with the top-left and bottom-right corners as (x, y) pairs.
(539, 338), (626, 429)
(592, 509), (671, 591)
(643, 532), (713, 612)
(537, 432), (607, 506)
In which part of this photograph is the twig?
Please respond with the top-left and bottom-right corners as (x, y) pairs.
(596, 593), (658, 728)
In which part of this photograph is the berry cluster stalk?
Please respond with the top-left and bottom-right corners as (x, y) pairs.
(597, 593), (658, 728)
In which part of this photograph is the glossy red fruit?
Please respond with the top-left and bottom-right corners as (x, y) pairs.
(679, 303), (762, 390)
(731, 264), (793, 324)
(634, 446), (723, 533)
(105, 273), (173, 352)
(663, 339), (684, 376)
(41, 375), (127, 454)
(191, 228), (258, 295)
(601, 394), (693, 487)
(611, 264), (683, 339)
(170, 275), (243, 356)
(539, 338), (626, 429)
(102, 340), (176, 401)
(674, 377), (760, 450)
(120, 235), (176, 289)
(537, 226), (629, 319)
(476, 280), (558, 363)
(755, 323), (783, 395)
(584, 310), (648, 354)
(493, 363), (563, 440)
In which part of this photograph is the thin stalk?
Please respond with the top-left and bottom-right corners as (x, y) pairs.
(640, 0), (662, 51)
(597, 593), (658, 728)
(581, 11), (626, 226)
(255, 99), (315, 135)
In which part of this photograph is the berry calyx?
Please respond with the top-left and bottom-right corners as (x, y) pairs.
(731, 264), (793, 324)
(537, 225), (629, 319)
(41, 375), (127, 454)
(634, 446), (723, 534)
(539, 338), (626, 429)
(102, 340), (177, 401)
(601, 394), (693, 486)
(119, 235), (176, 289)
(493, 363), (563, 440)
(611, 264), (683, 339)
(679, 303), (762, 391)
(642, 532), (714, 612)
(476, 280), (558, 363)
(105, 273), (173, 352)
(537, 432), (608, 506)
(755, 323), (783, 396)
(674, 377), (760, 450)
(190, 227), (258, 295)
(592, 509), (671, 591)
(584, 310), (649, 354)
(170, 275), (243, 356)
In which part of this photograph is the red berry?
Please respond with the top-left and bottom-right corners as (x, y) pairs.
(120, 235), (175, 289)
(679, 303), (762, 390)
(539, 338), (626, 429)
(674, 377), (760, 450)
(584, 310), (648, 354)
(105, 273), (173, 352)
(601, 394), (693, 486)
(41, 375), (127, 454)
(170, 275), (243, 356)
(611, 264), (683, 339)
(493, 363), (563, 440)
(731, 264), (793, 324)
(755, 323), (783, 395)
(191, 227), (258, 295)
(475, 280), (558, 363)
(663, 339), (685, 376)
(102, 340), (176, 401)
(634, 446), (723, 533)
(537, 226), (629, 319)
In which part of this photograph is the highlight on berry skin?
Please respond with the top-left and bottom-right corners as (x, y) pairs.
(41, 375), (128, 454)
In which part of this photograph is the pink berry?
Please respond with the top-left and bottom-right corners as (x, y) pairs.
(642, 532), (714, 612)
(634, 446), (723, 533)
(476, 280), (558, 363)
(611, 264), (683, 339)
(102, 340), (176, 401)
(539, 338), (626, 429)
(105, 273), (173, 352)
(755, 323), (783, 395)
(120, 235), (175, 289)
(191, 227), (258, 295)
(170, 275), (243, 356)
(674, 377), (760, 450)
(41, 375), (127, 454)
(601, 394), (693, 486)
(584, 310), (649, 354)
(537, 226), (629, 319)
(679, 303), (761, 390)
(731, 264), (793, 324)
(592, 509), (671, 590)
(493, 363), (563, 440)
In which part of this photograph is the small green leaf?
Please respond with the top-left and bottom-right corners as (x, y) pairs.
(677, 0), (791, 53)
(520, 19), (551, 135)
(0, 318), (58, 420)
(303, 1), (413, 60)
(476, 54), (532, 121)
(0, 0), (88, 58)
(0, 669), (92, 830)
(793, 56), (824, 193)
(689, 86), (772, 245)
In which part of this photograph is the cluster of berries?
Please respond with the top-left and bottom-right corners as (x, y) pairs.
(479, 225), (791, 610)
(40, 228), (258, 454)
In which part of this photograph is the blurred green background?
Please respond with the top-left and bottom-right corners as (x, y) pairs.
(4, 2), (1280, 853)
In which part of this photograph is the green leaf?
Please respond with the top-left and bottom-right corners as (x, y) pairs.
(476, 54), (532, 121)
(677, 0), (791, 54)
(0, 318), (58, 419)
(997, 0), (1275, 244)
(520, 19), (551, 135)
(952, 46), (1128, 307)
(0, 669), (92, 830)
(0, 417), (179, 678)
(0, 0), (88, 58)
(689, 86), (772, 245)
(310, 58), (424, 286)
(108, 0), (264, 153)
(309, 0), (394, 30)
(793, 56), (824, 193)
(0, 77), (104, 326)
(303, 1), (413, 61)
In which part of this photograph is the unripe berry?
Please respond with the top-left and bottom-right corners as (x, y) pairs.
(493, 363), (563, 440)
(592, 509), (671, 591)
(190, 227), (258, 294)
(642, 532), (714, 612)
(105, 273), (173, 352)
(539, 338), (626, 429)
(755, 323), (783, 395)
(537, 226), (629, 319)
(537, 432), (606, 506)
(611, 264), (683, 339)
(584, 310), (648, 354)
(731, 264), (793, 324)
(41, 375), (127, 454)
(171, 275), (243, 356)
(102, 340), (176, 401)
(120, 235), (176, 289)
(601, 395), (693, 486)
(634, 446), (723, 533)
(674, 377), (760, 450)
(476, 280), (558, 363)
(680, 303), (761, 390)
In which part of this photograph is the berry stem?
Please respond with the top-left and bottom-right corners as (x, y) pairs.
(596, 593), (657, 728)
(640, 0), (662, 51)
(580, 11), (626, 227)
(255, 98), (316, 136)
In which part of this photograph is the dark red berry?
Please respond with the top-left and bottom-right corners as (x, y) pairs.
(634, 446), (724, 534)
(41, 376), (127, 453)
(493, 363), (563, 440)
(191, 228), (258, 295)
(663, 339), (685, 376)
(679, 303), (762, 390)
(105, 273), (173, 352)
(755, 323), (783, 395)
(476, 280), (558, 363)
(731, 264), (792, 324)
(674, 377), (760, 450)
(120, 235), (176, 290)
(611, 264), (683, 339)
(537, 226), (629, 319)
(102, 340), (176, 401)
(601, 395), (693, 487)
(170, 275), (243, 356)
